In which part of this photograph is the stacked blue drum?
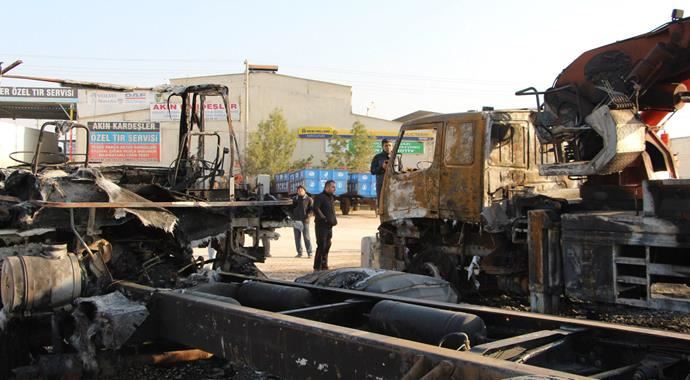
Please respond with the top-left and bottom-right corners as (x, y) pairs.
(347, 173), (377, 198)
(274, 169), (348, 195)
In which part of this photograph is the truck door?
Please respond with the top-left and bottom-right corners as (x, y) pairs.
(380, 123), (441, 221)
(439, 115), (485, 223)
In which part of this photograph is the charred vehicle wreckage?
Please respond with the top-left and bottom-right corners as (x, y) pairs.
(0, 100), (686, 379)
(1, 12), (690, 380)
(373, 10), (690, 315)
(0, 83), (293, 376)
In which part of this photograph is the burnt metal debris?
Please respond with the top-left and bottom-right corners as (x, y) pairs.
(0, 81), (294, 377)
(116, 273), (690, 379)
(374, 12), (690, 316)
(2, 11), (690, 380)
(0, 116), (688, 379)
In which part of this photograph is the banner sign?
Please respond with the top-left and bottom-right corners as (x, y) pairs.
(298, 126), (333, 138)
(87, 121), (160, 162)
(327, 139), (425, 155)
(0, 87), (77, 103)
(365, 140), (425, 154)
(299, 126), (433, 141)
(85, 91), (154, 105)
(150, 102), (240, 121)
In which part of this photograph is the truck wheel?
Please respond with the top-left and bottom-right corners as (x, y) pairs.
(340, 198), (352, 215)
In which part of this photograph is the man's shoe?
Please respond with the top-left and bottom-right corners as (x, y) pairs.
(307, 253), (312, 258)
(295, 254), (302, 258)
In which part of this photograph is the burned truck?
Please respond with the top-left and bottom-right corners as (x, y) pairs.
(2, 56), (690, 380)
(373, 11), (690, 313)
(0, 83), (293, 375)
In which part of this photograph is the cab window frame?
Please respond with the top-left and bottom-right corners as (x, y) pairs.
(488, 121), (528, 168)
(392, 125), (439, 174)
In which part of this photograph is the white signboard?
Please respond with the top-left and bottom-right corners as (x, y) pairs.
(85, 91), (155, 105)
(78, 90), (156, 118)
(150, 102), (240, 122)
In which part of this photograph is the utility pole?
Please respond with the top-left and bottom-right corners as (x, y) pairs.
(244, 59), (250, 163)
(242, 61), (278, 163)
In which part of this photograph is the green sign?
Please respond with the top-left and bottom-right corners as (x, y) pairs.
(397, 141), (424, 154)
(346, 140), (425, 155)
(370, 141), (424, 154)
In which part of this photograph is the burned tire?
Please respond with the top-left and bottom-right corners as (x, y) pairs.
(340, 197), (352, 215)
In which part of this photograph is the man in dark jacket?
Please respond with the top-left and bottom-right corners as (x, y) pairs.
(292, 185), (313, 258)
(370, 139), (394, 201)
(312, 180), (337, 271)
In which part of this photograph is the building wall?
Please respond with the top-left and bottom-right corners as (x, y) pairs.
(0, 121), (58, 168)
(75, 72), (401, 170)
(671, 136), (690, 179)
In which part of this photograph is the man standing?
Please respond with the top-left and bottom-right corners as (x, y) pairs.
(292, 185), (313, 258)
(370, 139), (394, 200)
(312, 180), (337, 271)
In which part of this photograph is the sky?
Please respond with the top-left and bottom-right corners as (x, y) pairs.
(2, 0), (690, 137)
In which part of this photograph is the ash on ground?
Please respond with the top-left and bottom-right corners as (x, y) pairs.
(101, 358), (277, 380)
(474, 294), (690, 334)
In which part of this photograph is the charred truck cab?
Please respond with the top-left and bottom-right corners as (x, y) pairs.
(376, 11), (690, 314)
(377, 110), (576, 298)
(377, 106), (690, 315)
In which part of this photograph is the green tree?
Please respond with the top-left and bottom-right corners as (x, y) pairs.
(348, 121), (375, 172)
(245, 109), (296, 175)
(289, 155), (314, 171)
(321, 132), (349, 169)
(321, 121), (375, 171)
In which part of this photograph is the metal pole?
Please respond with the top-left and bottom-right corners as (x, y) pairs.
(244, 59), (250, 163)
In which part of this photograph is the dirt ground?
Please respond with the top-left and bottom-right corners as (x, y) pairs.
(256, 209), (377, 280)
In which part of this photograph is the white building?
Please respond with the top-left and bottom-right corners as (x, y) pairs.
(75, 70), (402, 171)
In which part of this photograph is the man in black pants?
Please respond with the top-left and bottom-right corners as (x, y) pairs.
(292, 185), (313, 258)
(312, 180), (338, 271)
(370, 139), (394, 201)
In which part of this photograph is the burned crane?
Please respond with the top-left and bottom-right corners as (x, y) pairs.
(373, 10), (690, 314)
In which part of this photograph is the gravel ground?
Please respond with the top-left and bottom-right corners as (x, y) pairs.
(474, 293), (690, 334)
(100, 358), (274, 380)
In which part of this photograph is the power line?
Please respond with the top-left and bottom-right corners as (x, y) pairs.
(2, 53), (533, 87)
